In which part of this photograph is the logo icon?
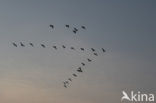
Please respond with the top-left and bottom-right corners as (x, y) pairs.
(121, 91), (131, 101)
(121, 91), (155, 102)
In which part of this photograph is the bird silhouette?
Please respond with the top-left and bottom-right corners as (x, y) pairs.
(80, 48), (85, 51)
(12, 42), (17, 47)
(73, 30), (77, 34)
(70, 47), (75, 50)
(62, 45), (66, 49)
(49, 24), (54, 29)
(91, 48), (95, 52)
(87, 58), (92, 62)
(74, 28), (78, 31)
(64, 84), (67, 88)
(102, 48), (106, 52)
(41, 44), (46, 48)
(63, 82), (67, 88)
(81, 26), (86, 29)
(29, 43), (34, 47)
(20, 42), (25, 47)
(65, 81), (69, 84)
(77, 67), (83, 72)
(68, 78), (72, 82)
(81, 62), (85, 66)
(53, 46), (57, 50)
(93, 53), (98, 56)
(73, 74), (77, 77)
(65, 25), (69, 28)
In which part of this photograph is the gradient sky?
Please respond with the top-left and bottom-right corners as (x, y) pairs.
(0, 0), (155, 103)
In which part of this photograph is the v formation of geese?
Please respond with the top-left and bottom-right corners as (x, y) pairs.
(11, 24), (106, 88)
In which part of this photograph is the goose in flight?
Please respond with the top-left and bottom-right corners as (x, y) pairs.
(63, 82), (67, 88)
(73, 30), (77, 34)
(65, 81), (69, 84)
(53, 46), (57, 50)
(49, 24), (54, 29)
(74, 28), (78, 31)
(91, 48), (95, 52)
(65, 25), (69, 28)
(87, 58), (92, 62)
(77, 67), (83, 72)
(80, 48), (84, 51)
(81, 62), (85, 66)
(12, 42), (17, 47)
(20, 42), (25, 47)
(41, 44), (46, 48)
(70, 47), (75, 50)
(81, 26), (86, 29)
(64, 84), (67, 88)
(62, 45), (66, 49)
(68, 78), (72, 82)
(63, 81), (66, 84)
(73, 74), (77, 77)
(63, 81), (69, 87)
(93, 53), (98, 56)
(29, 43), (34, 47)
(102, 48), (106, 52)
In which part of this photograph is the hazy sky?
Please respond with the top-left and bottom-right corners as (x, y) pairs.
(0, 0), (155, 103)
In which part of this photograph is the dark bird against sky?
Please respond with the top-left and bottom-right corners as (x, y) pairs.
(41, 44), (46, 48)
(91, 48), (95, 52)
(77, 67), (83, 72)
(20, 42), (25, 47)
(81, 26), (86, 29)
(80, 48), (84, 51)
(65, 25), (69, 28)
(49, 24), (54, 29)
(73, 74), (77, 77)
(74, 28), (78, 31)
(70, 47), (75, 50)
(94, 53), (98, 56)
(29, 43), (34, 47)
(62, 45), (66, 49)
(81, 62), (85, 66)
(53, 46), (57, 50)
(87, 58), (92, 62)
(102, 48), (106, 53)
(12, 42), (17, 47)
(68, 78), (72, 82)
(73, 30), (77, 34)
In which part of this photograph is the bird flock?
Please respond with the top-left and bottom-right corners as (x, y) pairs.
(11, 24), (106, 88)
(50, 24), (86, 34)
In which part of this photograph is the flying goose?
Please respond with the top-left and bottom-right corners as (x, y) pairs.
(12, 42), (17, 47)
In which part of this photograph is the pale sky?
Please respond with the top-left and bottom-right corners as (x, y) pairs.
(0, 0), (155, 103)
